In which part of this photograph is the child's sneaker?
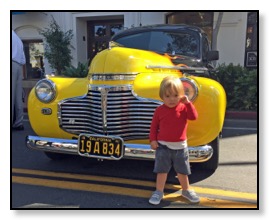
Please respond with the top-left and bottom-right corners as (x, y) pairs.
(182, 190), (200, 203)
(149, 190), (163, 205)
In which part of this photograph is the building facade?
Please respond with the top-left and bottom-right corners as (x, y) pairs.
(12, 11), (257, 80)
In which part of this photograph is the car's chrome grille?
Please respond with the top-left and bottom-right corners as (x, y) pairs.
(59, 85), (161, 141)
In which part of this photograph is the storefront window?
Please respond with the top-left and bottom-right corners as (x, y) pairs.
(23, 40), (45, 79)
(95, 25), (106, 37)
(244, 12), (257, 68)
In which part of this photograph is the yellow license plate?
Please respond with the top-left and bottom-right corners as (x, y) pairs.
(78, 134), (124, 160)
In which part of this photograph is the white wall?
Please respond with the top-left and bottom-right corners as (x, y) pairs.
(215, 12), (247, 66)
(139, 12), (167, 26)
(74, 17), (88, 65)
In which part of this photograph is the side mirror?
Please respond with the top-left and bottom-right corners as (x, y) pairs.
(207, 51), (219, 61)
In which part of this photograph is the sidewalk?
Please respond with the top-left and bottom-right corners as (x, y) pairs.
(225, 111), (257, 120)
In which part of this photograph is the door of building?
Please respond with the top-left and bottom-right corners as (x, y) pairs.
(87, 19), (124, 61)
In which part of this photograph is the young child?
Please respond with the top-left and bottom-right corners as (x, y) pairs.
(149, 76), (200, 205)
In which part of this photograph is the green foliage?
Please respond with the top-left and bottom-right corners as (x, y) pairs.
(211, 63), (257, 111)
(39, 17), (73, 75)
(62, 62), (89, 78)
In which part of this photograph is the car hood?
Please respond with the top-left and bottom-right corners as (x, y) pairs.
(89, 47), (180, 74)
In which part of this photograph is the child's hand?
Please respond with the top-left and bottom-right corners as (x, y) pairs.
(180, 95), (190, 104)
(150, 141), (158, 150)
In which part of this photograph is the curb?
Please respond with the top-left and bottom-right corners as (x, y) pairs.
(225, 111), (257, 120)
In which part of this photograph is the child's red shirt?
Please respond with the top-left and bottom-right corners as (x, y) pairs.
(149, 102), (198, 142)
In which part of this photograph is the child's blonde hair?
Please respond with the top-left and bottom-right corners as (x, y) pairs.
(159, 76), (185, 99)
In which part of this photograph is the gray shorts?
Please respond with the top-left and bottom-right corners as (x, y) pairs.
(153, 143), (191, 175)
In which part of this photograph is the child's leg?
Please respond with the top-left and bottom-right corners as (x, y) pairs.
(149, 173), (167, 205)
(177, 173), (200, 203)
(156, 173), (168, 192)
(177, 173), (190, 190)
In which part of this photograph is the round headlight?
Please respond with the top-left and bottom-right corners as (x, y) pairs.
(35, 79), (56, 103)
(181, 78), (198, 102)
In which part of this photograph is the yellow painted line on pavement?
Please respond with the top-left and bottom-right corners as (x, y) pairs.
(12, 175), (257, 208)
(12, 168), (257, 208)
(163, 193), (257, 209)
(12, 175), (152, 198)
(12, 168), (257, 201)
(12, 168), (156, 187)
(171, 185), (257, 201)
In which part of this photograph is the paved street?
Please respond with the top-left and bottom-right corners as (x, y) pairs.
(11, 114), (257, 209)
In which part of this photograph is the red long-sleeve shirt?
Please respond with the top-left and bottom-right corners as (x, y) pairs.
(149, 102), (198, 142)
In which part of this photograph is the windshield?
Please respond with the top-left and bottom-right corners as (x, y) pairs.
(114, 31), (200, 58)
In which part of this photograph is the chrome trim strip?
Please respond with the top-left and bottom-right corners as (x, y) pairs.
(26, 135), (213, 162)
(89, 84), (133, 91)
(146, 65), (208, 72)
(99, 87), (108, 134)
(89, 73), (138, 81)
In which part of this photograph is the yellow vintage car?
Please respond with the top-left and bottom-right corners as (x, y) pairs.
(26, 25), (226, 170)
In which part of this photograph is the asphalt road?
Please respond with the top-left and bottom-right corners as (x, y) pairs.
(11, 116), (257, 209)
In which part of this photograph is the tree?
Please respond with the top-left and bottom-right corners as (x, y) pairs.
(39, 17), (73, 75)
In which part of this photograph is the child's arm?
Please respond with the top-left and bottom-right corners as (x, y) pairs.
(149, 109), (159, 149)
(180, 95), (198, 120)
(150, 141), (158, 150)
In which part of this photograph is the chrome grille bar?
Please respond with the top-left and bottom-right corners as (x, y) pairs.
(59, 85), (162, 140)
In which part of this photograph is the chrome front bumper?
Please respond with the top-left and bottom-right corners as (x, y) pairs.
(26, 135), (213, 162)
